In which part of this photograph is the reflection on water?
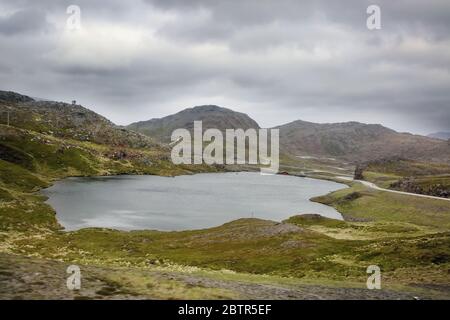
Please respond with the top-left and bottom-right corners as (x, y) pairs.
(42, 172), (347, 231)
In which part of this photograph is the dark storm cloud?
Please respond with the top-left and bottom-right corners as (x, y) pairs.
(0, 0), (449, 134)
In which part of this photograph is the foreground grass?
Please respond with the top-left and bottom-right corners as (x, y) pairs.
(2, 212), (449, 298)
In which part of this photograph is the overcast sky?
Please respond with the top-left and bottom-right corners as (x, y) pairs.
(0, 0), (449, 134)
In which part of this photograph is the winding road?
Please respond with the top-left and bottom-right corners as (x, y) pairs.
(337, 176), (450, 202)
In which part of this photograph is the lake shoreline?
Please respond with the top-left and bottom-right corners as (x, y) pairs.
(41, 170), (349, 233)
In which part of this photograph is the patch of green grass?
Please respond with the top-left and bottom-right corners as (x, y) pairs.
(312, 183), (450, 229)
(354, 232), (450, 271)
(366, 159), (450, 177)
(363, 171), (400, 188)
(0, 200), (60, 231)
(0, 160), (48, 192)
(0, 143), (37, 170)
(1, 138), (99, 176)
(362, 159), (450, 193)
(0, 187), (14, 202)
(284, 214), (348, 228)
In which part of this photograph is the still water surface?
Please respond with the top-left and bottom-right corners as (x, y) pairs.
(43, 172), (346, 231)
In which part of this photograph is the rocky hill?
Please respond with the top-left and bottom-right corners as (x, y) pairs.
(127, 105), (260, 143)
(276, 120), (450, 163)
(0, 91), (160, 149)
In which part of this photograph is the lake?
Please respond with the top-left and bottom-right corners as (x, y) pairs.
(43, 172), (347, 231)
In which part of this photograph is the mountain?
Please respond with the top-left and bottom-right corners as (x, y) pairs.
(276, 120), (450, 163)
(127, 105), (260, 143)
(428, 132), (450, 140)
(128, 104), (450, 164)
(4, 90), (448, 165)
(0, 90), (159, 149)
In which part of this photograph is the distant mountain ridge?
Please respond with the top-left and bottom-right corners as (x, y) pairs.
(1, 90), (449, 164)
(129, 105), (450, 164)
(276, 120), (450, 163)
(428, 132), (450, 140)
(127, 105), (260, 143)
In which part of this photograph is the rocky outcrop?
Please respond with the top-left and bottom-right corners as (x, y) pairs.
(390, 178), (449, 198)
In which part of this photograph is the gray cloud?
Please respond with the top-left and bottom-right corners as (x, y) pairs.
(0, 0), (449, 134)
(0, 8), (49, 35)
